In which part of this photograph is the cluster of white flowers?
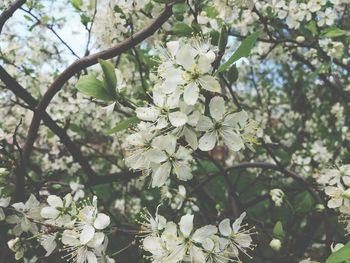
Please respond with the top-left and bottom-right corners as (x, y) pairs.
(125, 38), (259, 188)
(317, 164), (350, 233)
(4, 194), (112, 263)
(140, 209), (255, 263)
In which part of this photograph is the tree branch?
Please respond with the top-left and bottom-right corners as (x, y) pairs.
(12, 0), (180, 200)
(0, 0), (25, 34)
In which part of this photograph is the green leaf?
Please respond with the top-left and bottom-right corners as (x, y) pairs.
(272, 221), (285, 240)
(321, 27), (346, 38)
(76, 74), (113, 101)
(172, 3), (189, 14)
(227, 64), (239, 83)
(71, 0), (83, 10)
(80, 13), (90, 26)
(108, 117), (140, 134)
(217, 31), (261, 73)
(306, 20), (317, 36)
(172, 22), (194, 37)
(98, 59), (117, 99)
(69, 123), (83, 134)
(210, 30), (220, 46)
(203, 6), (219, 18)
(294, 191), (315, 213)
(326, 241), (350, 263)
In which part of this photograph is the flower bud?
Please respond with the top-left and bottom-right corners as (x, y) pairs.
(296, 36), (305, 43)
(315, 204), (325, 212)
(269, 238), (282, 251)
(342, 188), (350, 199)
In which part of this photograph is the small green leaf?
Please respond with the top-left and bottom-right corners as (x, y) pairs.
(76, 74), (113, 101)
(321, 27), (346, 38)
(217, 30), (261, 73)
(80, 13), (90, 26)
(227, 64), (239, 83)
(203, 6), (219, 18)
(272, 221), (285, 240)
(326, 241), (350, 263)
(98, 59), (117, 99)
(71, 0), (83, 10)
(69, 123), (83, 134)
(108, 117), (141, 134)
(172, 22), (194, 37)
(172, 3), (189, 14)
(306, 20), (317, 36)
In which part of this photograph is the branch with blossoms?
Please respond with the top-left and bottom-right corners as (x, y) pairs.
(1, 0), (350, 262)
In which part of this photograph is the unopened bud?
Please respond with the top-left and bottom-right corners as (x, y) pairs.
(315, 204), (325, 212)
(296, 36), (305, 43)
(269, 238), (282, 251)
(342, 189), (350, 199)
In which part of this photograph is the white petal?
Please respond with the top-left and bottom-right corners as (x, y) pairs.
(235, 233), (252, 248)
(174, 164), (193, 181)
(198, 75), (221, 93)
(197, 55), (212, 73)
(136, 107), (160, 122)
(169, 111), (188, 127)
(184, 127), (198, 150)
(47, 195), (63, 208)
(189, 244), (206, 262)
(209, 96), (225, 120)
(196, 116), (213, 132)
(61, 230), (80, 246)
(202, 238), (214, 251)
(41, 207), (60, 219)
(232, 212), (246, 233)
(11, 202), (26, 212)
(179, 214), (194, 237)
(224, 111), (248, 127)
(80, 224), (95, 244)
(94, 213), (110, 230)
(221, 128), (244, 152)
(152, 163), (171, 188)
(145, 148), (167, 163)
(192, 225), (217, 243)
(0, 197), (11, 208)
(87, 232), (105, 248)
(40, 234), (57, 256)
(219, 218), (232, 236)
(198, 132), (217, 151)
(176, 44), (197, 71)
(86, 251), (98, 263)
(184, 83), (199, 105)
(166, 40), (180, 58)
(143, 236), (164, 255)
(328, 198), (342, 208)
